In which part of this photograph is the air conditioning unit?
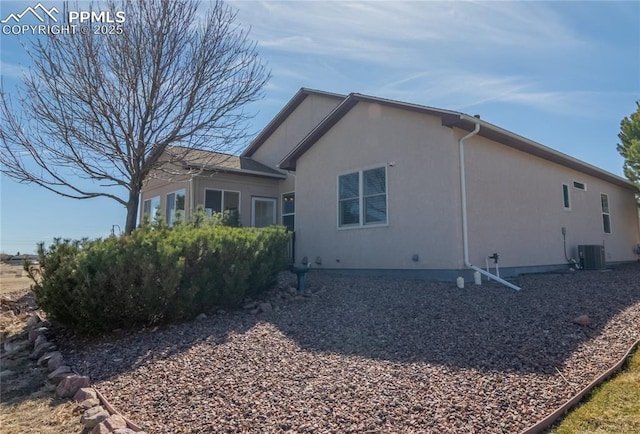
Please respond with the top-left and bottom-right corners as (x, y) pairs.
(578, 245), (605, 270)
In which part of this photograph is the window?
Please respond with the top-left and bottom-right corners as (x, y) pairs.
(282, 192), (295, 231)
(601, 193), (611, 234)
(142, 196), (160, 222)
(338, 166), (387, 228)
(562, 184), (570, 209)
(204, 189), (240, 219)
(166, 189), (186, 226)
(573, 181), (586, 190)
(252, 197), (276, 228)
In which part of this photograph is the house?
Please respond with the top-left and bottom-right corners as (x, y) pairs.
(140, 88), (640, 283)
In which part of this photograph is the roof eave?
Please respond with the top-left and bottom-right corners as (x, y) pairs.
(186, 165), (287, 179)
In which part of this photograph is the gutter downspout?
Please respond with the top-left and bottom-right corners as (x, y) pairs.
(459, 120), (521, 291)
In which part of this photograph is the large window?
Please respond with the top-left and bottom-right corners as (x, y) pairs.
(205, 189), (240, 217)
(282, 192), (295, 231)
(338, 166), (387, 228)
(166, 189), (186, 226)
(252, 197), (276, 228)
(601, 193), (611, 234)
(142, 196), (160, 222)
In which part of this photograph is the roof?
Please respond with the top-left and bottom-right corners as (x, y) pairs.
(241, 88), (345, 158)
(170, 148), (286, 179)
(278, 92), (636, 191)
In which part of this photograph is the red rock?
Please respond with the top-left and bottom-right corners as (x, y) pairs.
(47, 352), (64, 371)
(48, 365), (72, 383)
(74, 398), (101, 414)
(573, 314), (591, 326)
(81, 406), (110, 429)
(103, 414), (128, 430)
(73, 387), (98, 402)
(91, 423), (111, 434)
(56, 375), (90, 398)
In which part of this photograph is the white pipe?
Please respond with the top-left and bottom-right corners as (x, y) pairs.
(458, 121), (521, 291)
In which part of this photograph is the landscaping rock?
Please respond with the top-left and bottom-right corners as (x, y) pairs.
(243, 301), (258, 310)
(0, 369), (16, 379)
(259, 302), (273, 313)
(102, 414), (128, 431)
(48, 365), (73, 383)
(74, 398), (101, 414)
(91, 423), (112, 434)
(195, 313), (207, 321)
(37, 350), (60, 367)
(573, 314), (591, 326)
(112, 429), (137, 434)
(3, 339), (30, 354)
(28, 326), (48, 343)
(30, 341), (56, 359)
(81, 406), (110, 429)
(47, 352), (64, 371)
(56, 374), (90, 398)
(26, 313), (42, 328)
(74, 387), (98, 402)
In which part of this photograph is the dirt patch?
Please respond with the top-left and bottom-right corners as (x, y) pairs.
(0, 264), (38, 295)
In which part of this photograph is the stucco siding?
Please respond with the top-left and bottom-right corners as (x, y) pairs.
(463, 131), (639, 268)
(140, 176), (191, 224)
(193, 173), (280, 228)
(295, 102), (464, 270)
(251, 94), (342, 168)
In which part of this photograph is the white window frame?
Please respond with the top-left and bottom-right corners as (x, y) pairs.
(573, 180), (587, 191)
(337, 165), (388, 229)
(251, 197), (277, 227)
(600, 193), (611, 234)
(203, 188), (241, 217)
(142, 196), (161, 221)
(281, 191), (295, 231)
(562, 183), (571, 210)
(166, 189), (186, 226)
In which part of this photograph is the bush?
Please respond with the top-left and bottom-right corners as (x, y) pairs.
(31, 222), (290, 334)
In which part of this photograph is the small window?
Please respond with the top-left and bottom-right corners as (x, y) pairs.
(601, 193), (611, 234)
(142, 196), (160, 222)
(562, 184), (570, 209)
(282, 192), (295, 231)
(338, 166), (387, 228)
(166, 189), (186, 226)
(573, 181), (586, 190)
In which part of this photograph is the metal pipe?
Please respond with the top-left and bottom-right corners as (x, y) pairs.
(458, 120), (521, 291)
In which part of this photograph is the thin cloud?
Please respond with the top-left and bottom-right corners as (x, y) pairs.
(231, 1), (584, 66)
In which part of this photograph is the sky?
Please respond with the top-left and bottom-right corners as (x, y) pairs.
(0, 0), (639, 254)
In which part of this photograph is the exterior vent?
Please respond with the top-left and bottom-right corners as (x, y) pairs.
(578, 245), (605, 270)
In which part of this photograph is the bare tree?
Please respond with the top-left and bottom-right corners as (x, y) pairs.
(0, 0), (269, 233)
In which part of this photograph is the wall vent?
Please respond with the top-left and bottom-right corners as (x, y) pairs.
(578, 245), (605, 270)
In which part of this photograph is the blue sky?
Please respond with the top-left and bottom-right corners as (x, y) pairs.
(1, 0), (638, 254)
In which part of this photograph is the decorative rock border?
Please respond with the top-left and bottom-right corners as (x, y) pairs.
(24, 313), (147, 434)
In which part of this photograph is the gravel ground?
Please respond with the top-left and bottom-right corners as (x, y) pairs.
(64, 263), (640, 433)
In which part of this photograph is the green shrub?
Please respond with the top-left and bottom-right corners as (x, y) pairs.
(31, 222), (290, 334)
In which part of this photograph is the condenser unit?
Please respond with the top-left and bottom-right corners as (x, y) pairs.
(578, 245), (605, 270)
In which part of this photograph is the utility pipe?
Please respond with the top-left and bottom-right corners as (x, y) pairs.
(458, 121), (521, 291)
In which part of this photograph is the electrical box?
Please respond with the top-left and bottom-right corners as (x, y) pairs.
(578, 245), (605, 270)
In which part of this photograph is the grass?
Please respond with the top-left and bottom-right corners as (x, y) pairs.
(550, 347), (640, 433)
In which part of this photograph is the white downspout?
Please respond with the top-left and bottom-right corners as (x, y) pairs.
(459, 121), (521, 291)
